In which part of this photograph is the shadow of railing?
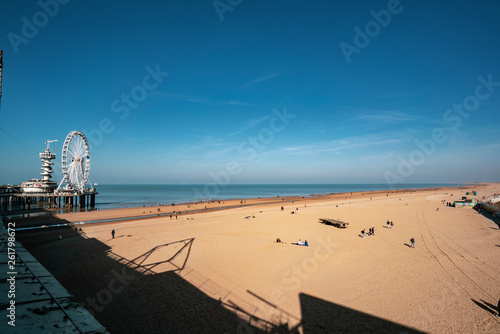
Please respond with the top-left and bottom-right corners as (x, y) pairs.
(16, 221), (270, 333)
(471, 298), (499, 317)
(299, 293), (426, 333)
(123, 238), (194, 274)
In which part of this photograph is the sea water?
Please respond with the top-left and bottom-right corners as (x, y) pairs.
(94, 183), (464, 209)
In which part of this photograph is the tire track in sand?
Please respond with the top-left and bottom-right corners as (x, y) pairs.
(428, 226), (500, 282)
(415, 206), (496, 301)
(417, 207), (500, 326)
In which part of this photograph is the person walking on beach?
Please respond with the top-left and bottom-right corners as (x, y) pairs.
(410, 237), (415, 248)
(112, 229), (115, 239)
(387, 220), (390, 229)
(390, 221), (394, 229)
(372, 227), (375, 236)
(361, 229), (365, 238)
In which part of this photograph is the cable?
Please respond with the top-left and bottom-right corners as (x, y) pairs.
(0, 127), (36, 153)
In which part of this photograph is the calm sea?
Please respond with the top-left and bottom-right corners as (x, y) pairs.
(94, 183), (463, 209)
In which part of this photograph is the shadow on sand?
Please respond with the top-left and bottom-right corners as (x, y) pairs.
(473, 205), (500, 227)
(300, 294), (425, 333)
(471, 299), (499, 317)
(13, 215), (427, 333)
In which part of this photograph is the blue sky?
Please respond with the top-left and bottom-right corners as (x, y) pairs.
(0, 0), (499, 185)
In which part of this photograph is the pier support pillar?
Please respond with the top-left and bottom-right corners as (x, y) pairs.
(79, 195), (85, 209)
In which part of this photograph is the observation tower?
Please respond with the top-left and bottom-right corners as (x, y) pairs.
(40, 140), (57, 182)
(18, 140), (58, 193)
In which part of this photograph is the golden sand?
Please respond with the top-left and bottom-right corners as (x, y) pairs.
(17, 183), (500, 333)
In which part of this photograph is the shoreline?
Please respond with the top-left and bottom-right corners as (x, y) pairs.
(2, 182), (470, 212)
(4, 184), (482, 228)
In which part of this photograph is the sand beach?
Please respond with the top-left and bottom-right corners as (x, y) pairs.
(12, 183), (500, 333)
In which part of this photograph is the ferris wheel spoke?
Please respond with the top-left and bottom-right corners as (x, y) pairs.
(68, 138), (82, 158)
(67, 163), (78, 184)
(67, 148), (78, 160)
(72, 142), (84, 158)
(74, 140), (85, 157)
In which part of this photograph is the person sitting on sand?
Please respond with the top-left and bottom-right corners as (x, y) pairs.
(304, 240), (308, 246)
(390, 221), (394, 229)
(276, 238), (281, 243)
(387, 220), (390, 228)
(298, 239), (304, 246)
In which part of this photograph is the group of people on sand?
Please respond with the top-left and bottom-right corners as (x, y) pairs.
(361, 227), (375, 238)
(276, 238), (308, 246)
(298, 239), (308, 246)
(360, 221), (415, 248)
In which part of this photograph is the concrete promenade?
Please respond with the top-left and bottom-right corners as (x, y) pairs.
(0, 223), (108, 333)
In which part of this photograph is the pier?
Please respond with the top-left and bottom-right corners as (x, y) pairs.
(0, 131), (98, 212)
(0, 185), (97, 211)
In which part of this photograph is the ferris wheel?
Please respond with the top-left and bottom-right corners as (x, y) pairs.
(56, 131), (92, 193)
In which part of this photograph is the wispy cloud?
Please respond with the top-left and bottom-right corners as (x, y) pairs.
(172, 114), (282, 163)
(312, 109), (421, 135)
(279, 145), (317, 154)
(241, 72), (284, 88)
(278, 135), (402, 156)
(346, 110), (420, 123)
(151, 91), (252, 106)
(203, 145), (238, 159)
(225, 115), (272, 138)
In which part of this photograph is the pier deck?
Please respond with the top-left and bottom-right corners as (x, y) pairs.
(0, 186), (98, 211)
